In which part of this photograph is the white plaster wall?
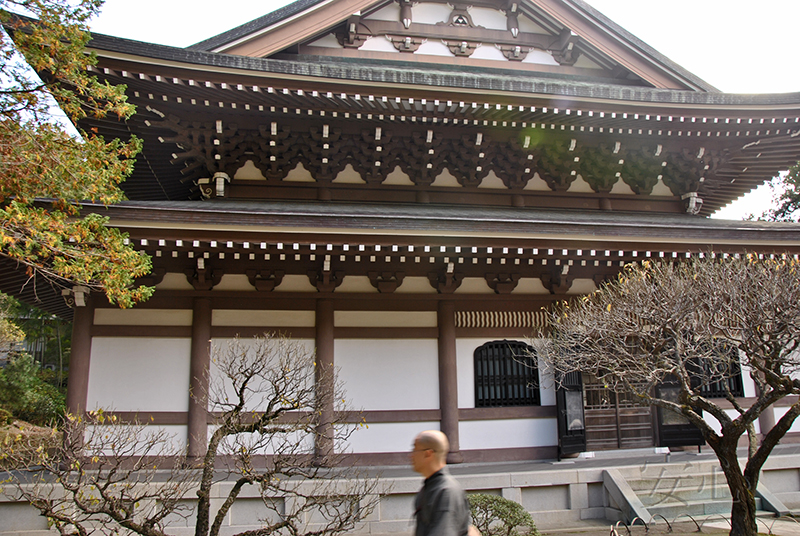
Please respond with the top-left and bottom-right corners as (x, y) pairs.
(412, 3), (451, 24)
(460, 418), (558, 449)
(335, 276), (376, 293)
(306, 33), (342, 49)
(155, 272), (195, 290)
(335, 339), (439, 410)
(338, 421), (440, 453)
(416, 41), (454, 57)
(360, 36), (398, 53)
(703, 408), (762, 435)
(455, 278), (494, 294)
(522, 50), (559, 66)
(214, 274), (254, 292)
(87, 338), (191, 412)
(457, 339), (480, 408)
(773, 406), (800, 433)
(394, 276), (437, 294)
(208, 338), (316, 413)
(468, 7), (507, 30)
(366, 4), (400, 22)
(209, 425), (314, 455)
(87, 424), (187, 453)
(471, 45), (508, 62)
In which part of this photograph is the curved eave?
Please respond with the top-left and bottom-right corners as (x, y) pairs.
(84, 200), (800, 249)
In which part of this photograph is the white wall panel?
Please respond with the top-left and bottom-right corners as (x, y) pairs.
(773, 405), (800, 433)
(87, 424), (187, 453)
(88, 338), (191, 412)
(460, 418), (558, 449)
(338, 421), (440, 453)
(703, 408), (761, 435)
(456, 339), (482, 409)
(208, 338), (316, 412)
(335, 339), (439, 410)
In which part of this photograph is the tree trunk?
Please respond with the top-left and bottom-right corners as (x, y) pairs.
(729, 487), (758, 536)
(717, 442), (758, 536)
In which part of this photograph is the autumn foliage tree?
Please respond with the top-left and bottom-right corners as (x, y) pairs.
(1, 334), (381, 536)
(1, 0), (151, 307)
(542, 254), (800, 536)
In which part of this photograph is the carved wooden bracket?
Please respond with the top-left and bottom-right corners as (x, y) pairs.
(665, 147), (729, 197)
(498, 44), (531, 61)
(540, 271), (573, 295)
(368, 271), (405, 293)
(135, 267), (166, 287)
(444, 39), (480, 57)
(308, 270), (345, 292)
(576, 144), (623, 193)
(428, 271), (464, 294)
(621, 145), (664, 195)
(550, 29), (581, 66)
(485, 273), (520, 294)
(593, 273), (616, 288)
(335, 15), (369, 48)
(387, 35), (425, 52)
(184, 268), (223, 291)
(246, 269), (285, 292)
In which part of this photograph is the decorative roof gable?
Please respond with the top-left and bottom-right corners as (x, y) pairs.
(190, 0), (716, 92)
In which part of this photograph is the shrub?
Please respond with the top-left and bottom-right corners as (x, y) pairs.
(0, 407), (12, 425)
(468, 493), (539, 536)
(0, 353), (65, 425)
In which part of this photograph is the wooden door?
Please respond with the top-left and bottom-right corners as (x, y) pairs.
(583, 374), (655, 451)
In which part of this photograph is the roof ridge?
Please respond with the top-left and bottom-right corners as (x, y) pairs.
(188, 0), (327, 52)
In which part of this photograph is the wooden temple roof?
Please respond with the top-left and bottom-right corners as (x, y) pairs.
(81, 29), (800, 216)
(7, 0), (800, 319)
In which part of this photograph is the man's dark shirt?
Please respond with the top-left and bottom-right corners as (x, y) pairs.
(414, 467), (470, 536)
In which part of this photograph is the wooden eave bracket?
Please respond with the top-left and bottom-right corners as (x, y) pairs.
(485, 273), (521, 294)
(246, 269), (285, 291)
(135, 267), (166, 287)
(308, 269), (345, 292)
(540, 270), (573, 294)
(185, 267), (223, 291)
(428, 271), (464, 294)
(368, 271), (405, 293)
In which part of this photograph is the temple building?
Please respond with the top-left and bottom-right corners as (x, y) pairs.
(7, 0), (800, 463)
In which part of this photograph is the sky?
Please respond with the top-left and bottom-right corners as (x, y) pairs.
(89, 0), (800, 220)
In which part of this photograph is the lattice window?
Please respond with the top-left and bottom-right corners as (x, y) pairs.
(474, 340), (540, 407)
(692, 356), (745, 399)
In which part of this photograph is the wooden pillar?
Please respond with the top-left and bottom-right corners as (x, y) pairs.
(437, 300), (462, 463)
(187, 298), (211, 458)
(315, 298), (335, 464)
(65, 292), (94, 416)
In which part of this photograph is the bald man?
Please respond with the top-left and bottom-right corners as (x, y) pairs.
(411, 430), (470, 536)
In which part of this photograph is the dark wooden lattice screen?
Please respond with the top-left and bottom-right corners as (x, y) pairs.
(474, 340), (539, 407)
(689, 345), (745, 399)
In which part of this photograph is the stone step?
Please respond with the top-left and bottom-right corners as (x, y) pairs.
(645, 497), (763, 520)
(626, 472), (726, 493)
(637, 484), (732, 506)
